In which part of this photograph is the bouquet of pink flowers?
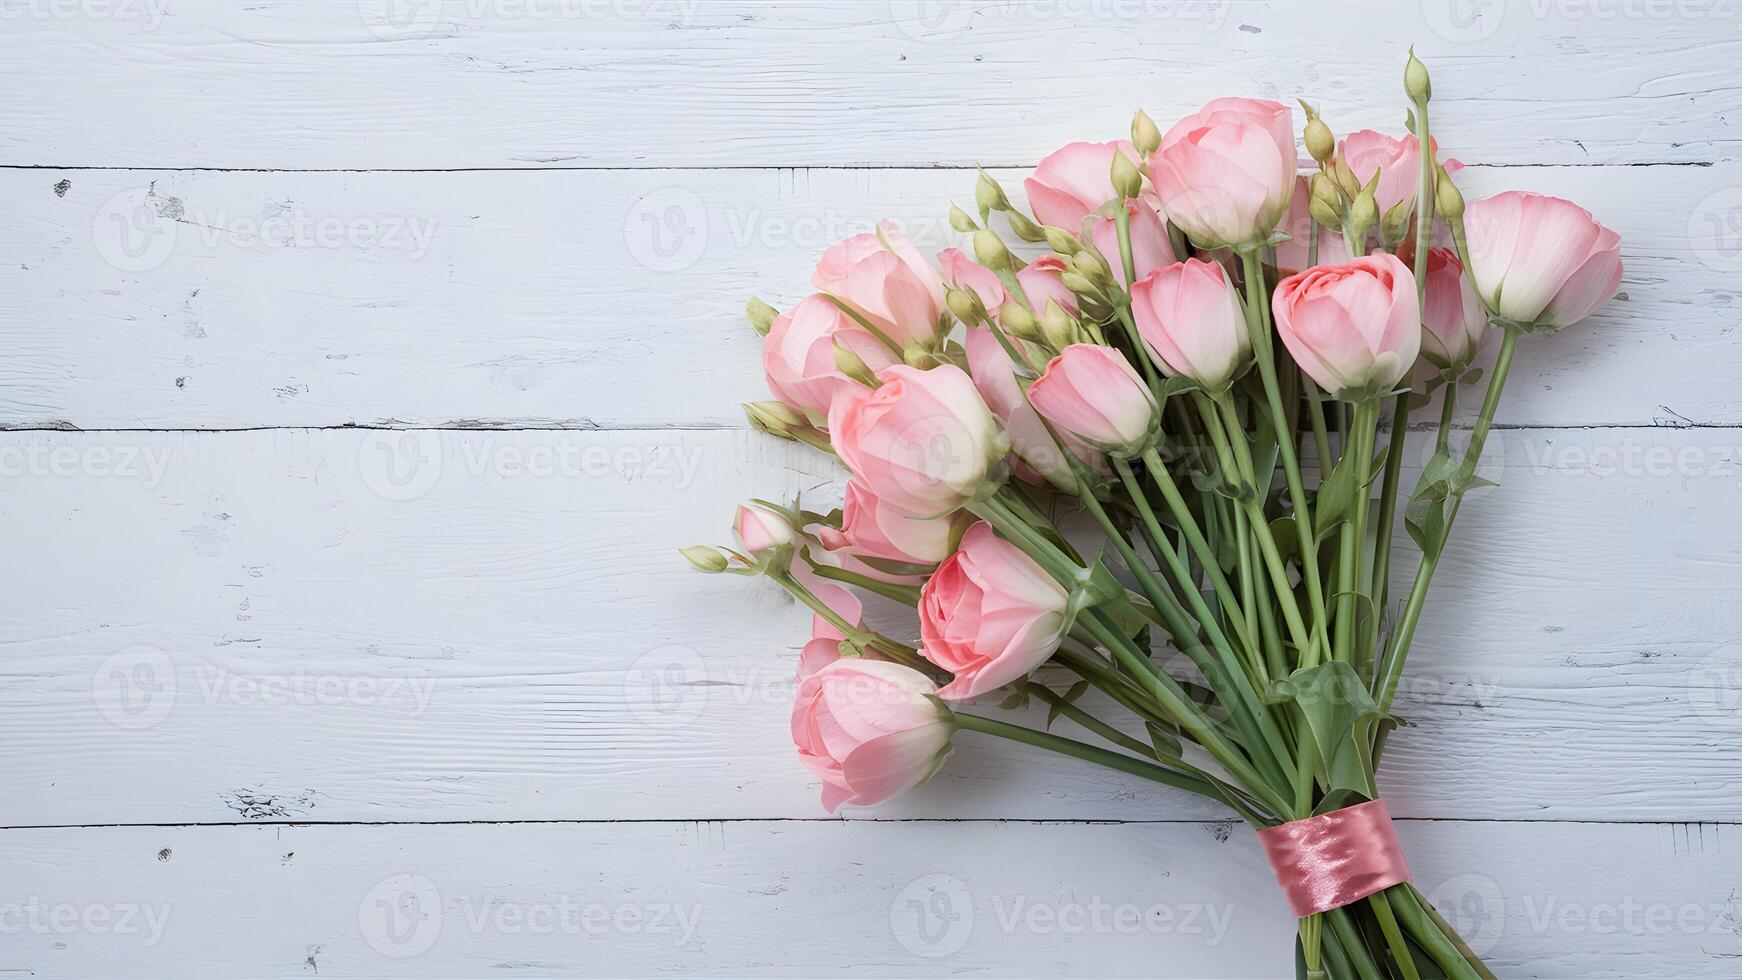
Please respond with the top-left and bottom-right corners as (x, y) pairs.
(682, 53), (1620, 979)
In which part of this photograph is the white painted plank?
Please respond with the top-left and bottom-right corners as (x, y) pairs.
(2, 426), (1739, 826)
(2, 1), (1735, 169)
(2, 820), (1738, 977)
(1, 162), (1730, 429)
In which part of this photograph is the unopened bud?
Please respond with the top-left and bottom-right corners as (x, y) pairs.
(1347, 173), (1380, 243)
(679, 545), (729, 573)
(999, 301), (1042, 342)
(1308, 173), (1342, 227)
(1043, 226), (1083, 256)
(1071, 249), (1111, 283)
(1405, 48), (1432, 104)
(1059, 271), (1100, 295)
(976, 170), (1011, 215)
(1040, 299), (1079, 349)
(1333, 158), (1360, 199)
(1131, 109), (1162, 158)
(746, 297), (779, 337)
(1006, 209), (1046, 243)
(973, 229), (1012, 270)
(1110, 150), (1143, 201)
(946, 287), (982, 325)
(1304, 116), (1334, 166)
(834, 342), (879, 386)
(948, 203), (978, 233)
(1380, 197), (1414, 246)
(903, 343), (934, 368)
(1435, 167), (1465, 223)
(744, 400), (803, 439)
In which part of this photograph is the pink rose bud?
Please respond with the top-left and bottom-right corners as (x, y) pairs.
(827, 364), (1009, 516)
(763, 294), (902, 424)
(795, 563), (865, 643)
(1463, 191), (1622, 330)
(734, 501), (797, 555)
(1149, 98), (1297, 249)
(1274, 175), (1353, 275)
(1336, 131), (1460, 220)
(921, 522), (1071, 700)
(1028, 344), (1158, 456)
(1023, 140), (1146, 229)
(821, 478), (971, 565)
(1088, 199), (1178, 286)
(1129, 258), (1252, 391)
(1013, 254), (1080, 318)
(937, 247), (1007, 315)
(791, 659), (955, 812)
(1272, 253), (1422, 400)
(964, 327), (1104, 489)
(811, 220), (947, 347)
(1420, 247), (1488, 370)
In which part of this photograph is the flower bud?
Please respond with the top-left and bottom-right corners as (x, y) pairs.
(1059, 271), (1100, 296)
(1405, 48), (1432, 104)
(1028, 344), (1159, 457)
(734, 501), (799, 555)
(977, 170), (1012, 214)
(1043, 225), (1083, 256)
(834, 342), (879, 387)
(744, 399), (806, 438)
(973, 229), (1012, 270)
(1346, 172), (1380, 244)
(1380, 196), (1414, 247)
(746, 296), (779, 337)
(1309, 173), (1343, 228)
(945, 287), (982, 325)
(1333, 158), (1361, 199)
(1435, 167), (1465, 224)
(1005, 209), (1046, 243)
(679, 545), (730, 573)
(1109, 149), (1144, 201)
(1070, 249), (1111, 283)
(1131, 108), (1162, 158)
(998, 299), (1043, 342)
(948, 203), (978, 233)
(1039, 299), (1080, 349)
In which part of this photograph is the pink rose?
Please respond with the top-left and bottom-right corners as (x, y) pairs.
(921, 522), (1070, 700)
(1150, 98), (1296, 248)
(1463, 191), (1622, 329)
(794, 568), (869, 680)
(964, 327), (1104, 489)
(1421, 247), (1488, 370)
(1275, 175), (1352, 275)
(811, 220), (946, 347)
(1011, 253), (1079, 319)
(1272, 253), (1422, 399)
(1024, 140), (1145, 229)
(937, 247), (1007, 314)
(792, 659), (955, 812)
(820, 478), (970, 565)
(734, 501), (797, 555)
(1027, 345), (1158, 456)
(827, 364), (1009, 515)
(1337, 131), (1460, 219)
(762, 294), (901, 425)
(1088, 199), (1178, 286)
(1130, 258), (1252, 391)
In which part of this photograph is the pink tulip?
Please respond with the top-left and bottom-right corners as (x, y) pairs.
(734, 501), (797, 555)
(1337, 131), (1460, 219)
(1272, 253), (1422, 399)
(1028, 345), (1158, 456)
(964, 327), (1104, 489)
(763, 294), (901, 424)
(921, 522), (1071, 700)
(1150, 98), (1296, 248)
(792, 659), (955, 812)
(1420, 247), (1488, 371)
(1130, 259), (1252, 391)
(1275, 175), (1352, 275)
(1463, 191), (1622, 329)
(1024, 140), (1145, 229)
(937, 247), (1007, 315)
(811, 220), (947, 347)
(820, 478), (970, 565)
(1088, 199), (1178, 286)
(827, 364), (1009, 515)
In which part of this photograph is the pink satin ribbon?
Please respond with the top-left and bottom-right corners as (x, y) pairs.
(1257, 799), (1411, 917)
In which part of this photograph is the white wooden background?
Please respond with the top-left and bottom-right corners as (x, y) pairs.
(2, 1), (1739, 976)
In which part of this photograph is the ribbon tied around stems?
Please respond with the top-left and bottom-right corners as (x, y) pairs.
(1256, 799), (1411, 918)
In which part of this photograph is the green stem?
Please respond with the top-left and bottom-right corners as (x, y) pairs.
(1368, 889), (1424, 980)
(1024, 684), (1154, 756)
(1332, 401), (1379, 665)
(952, 711), (1220, 799)
(1366, 393), (1410, 666)
(803, 559), (922, 606)
(1389, 886), (1482, 980)
(1326, 907), (1385, 980)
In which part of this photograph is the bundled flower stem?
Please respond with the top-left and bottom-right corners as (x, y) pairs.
(691, 51), (1622, 980)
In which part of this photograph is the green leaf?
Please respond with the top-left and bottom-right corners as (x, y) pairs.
(1156, 375), (1204, 399)
(1267, 662), (1389, 798)
(1146, 721), (1184, 758)
(1314, 444), (1389, 538)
